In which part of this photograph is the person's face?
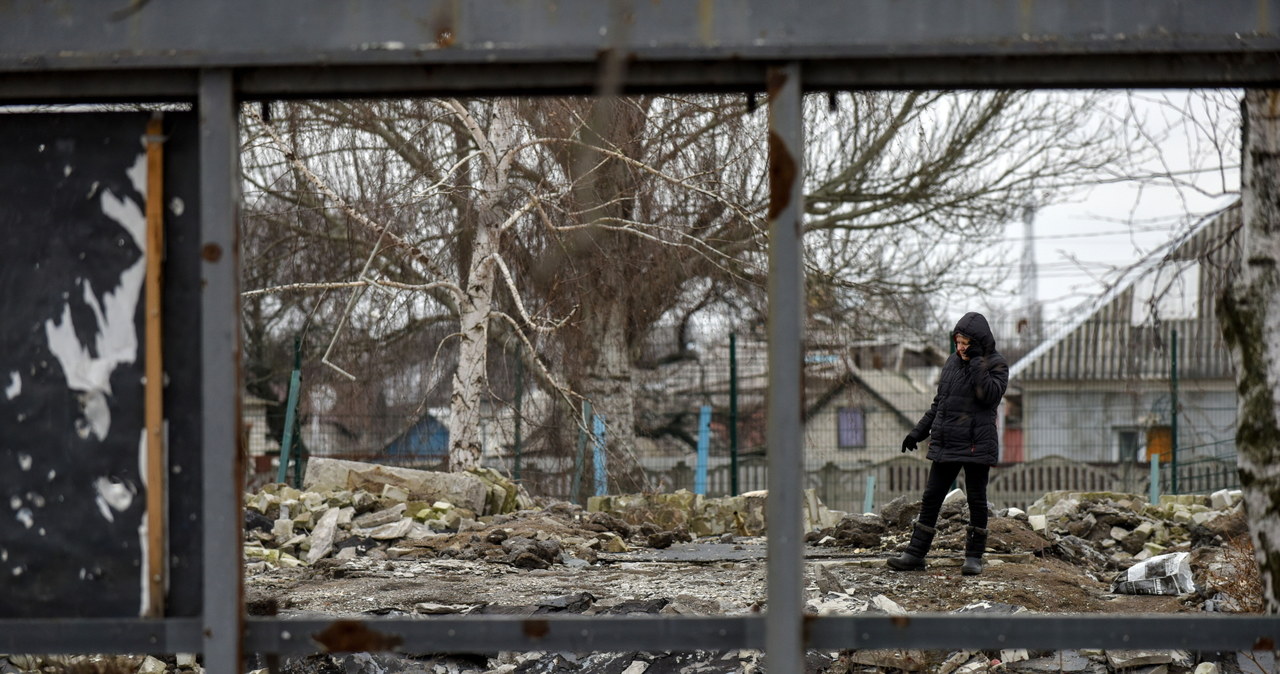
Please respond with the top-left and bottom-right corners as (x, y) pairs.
(955, 334), (973, 360)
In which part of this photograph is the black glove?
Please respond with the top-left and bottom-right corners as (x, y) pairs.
(901, 430), (924, 453)
(965, 341), (984, 360)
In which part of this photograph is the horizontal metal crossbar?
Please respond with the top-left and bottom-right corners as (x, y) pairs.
(807, 614), (1280, 652)
(244, 615), (764, 655)
(3, 614), (1273, 656)
(0, 618), (203, 654)
(2, 0), (1280, 102)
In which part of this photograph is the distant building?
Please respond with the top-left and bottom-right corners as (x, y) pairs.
(634, 334), (945, 470)
(1007, 205), (1239, 467)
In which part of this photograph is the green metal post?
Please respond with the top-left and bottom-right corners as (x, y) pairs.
(729, 332), (740, 496)
(1170, 328), (1179, 495)
(513, 357), (523, 481)
(276, 338), (303, 485)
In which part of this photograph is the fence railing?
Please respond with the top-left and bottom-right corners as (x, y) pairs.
(274, 452), (1240, 515)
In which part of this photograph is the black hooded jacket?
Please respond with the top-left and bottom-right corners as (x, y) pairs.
(911, 312), (1009, 465)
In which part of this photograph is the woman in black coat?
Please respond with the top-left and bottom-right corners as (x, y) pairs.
(888, 311), (1009, 575)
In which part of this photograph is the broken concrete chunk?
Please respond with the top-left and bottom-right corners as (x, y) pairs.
(290, 510), (314, 530)
(938, 650), (975, 674)
(1000, 648), (1030, 664)
(954, 657), (993, 674)
(353, 503), (408, 529)
(138, 655), (168, 674)
(1112, 552), (1195, 595)
(304, 457), (489, 513)
(812, 563), (845, 596)
(596, 532), (628, 553)
(305, 506), (343, 565)
(953, 601), (1027, 614)
(381, 484), (410, 501)
(271, 518), (294, 541)
(1106, 650), (1173, 669)
(1210, 489), (1241, 510)
(847, 649), (930, 672)
(248, 492), (274, 515)
(1015, 650), (1094, 672)
(335, 547), (358, 561)
(414, 602), (465, 615)
(359, 517), (415, 540)
(405, 522), (440, 540)
(869, 594), (906, 615)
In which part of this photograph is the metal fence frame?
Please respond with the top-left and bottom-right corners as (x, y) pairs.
(4, 2), (1280, 672)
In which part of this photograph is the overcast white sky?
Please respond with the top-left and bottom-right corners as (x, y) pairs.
(984, 90), (1242, 328)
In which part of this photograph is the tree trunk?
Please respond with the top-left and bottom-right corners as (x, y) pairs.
(448, 222), (498, 472)
(1218, 89), (1280, 612)
(448, 100), (517, 472)
(577, 297), (641, 494)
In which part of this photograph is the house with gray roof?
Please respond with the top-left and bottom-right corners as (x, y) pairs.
(1006, 205), (1240, 480)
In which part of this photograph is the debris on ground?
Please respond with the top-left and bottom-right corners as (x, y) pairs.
(3, 459), (1263, 673)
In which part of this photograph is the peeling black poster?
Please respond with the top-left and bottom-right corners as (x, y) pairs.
(0, 112), (203, 618)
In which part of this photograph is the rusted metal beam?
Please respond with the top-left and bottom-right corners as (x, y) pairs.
(3, 0), (1280, 102)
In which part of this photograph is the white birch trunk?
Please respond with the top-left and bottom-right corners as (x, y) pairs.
(448, 100), (518, 472)
(1219, 89), (1280, 611)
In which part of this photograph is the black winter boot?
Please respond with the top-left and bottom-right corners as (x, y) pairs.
(961, 525), (988, 576)
(887, 521), (936, 571)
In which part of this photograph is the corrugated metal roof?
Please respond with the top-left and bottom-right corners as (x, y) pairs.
(1011, 205), (1240, 383)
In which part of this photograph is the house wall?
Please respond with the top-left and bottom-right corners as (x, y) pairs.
(802, 391), (923, 469)
(1020, 379), (1236, 463)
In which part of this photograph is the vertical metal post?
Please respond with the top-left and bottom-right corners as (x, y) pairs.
(143, 112), (168, 619)
(513, 357), (523, 481)
(572, 401), (591, 504)
(592, 414), (608, 497)
(277, 339), (302, 485)
(729, 332), (740, 496)
(199, 69), (244, 674)
(864, 474), (876, 514)
(765, 62), (805, 674)
(1170, 328), (1179, 495)
(695, 404), (712, 495)
(1150, 454), (1160, 504)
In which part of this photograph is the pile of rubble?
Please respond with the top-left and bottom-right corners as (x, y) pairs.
(243, 458), (845, 571)
(239, 458), (1259, 614)
(244, 459), (1250, 583)
(7, 459), (1263, 674)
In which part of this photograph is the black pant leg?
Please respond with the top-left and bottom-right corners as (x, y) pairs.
(917, 461), (963, 528)
(962, 463), (991, 529)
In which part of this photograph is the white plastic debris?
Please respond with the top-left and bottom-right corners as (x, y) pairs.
(1111, 551), (1195, 595)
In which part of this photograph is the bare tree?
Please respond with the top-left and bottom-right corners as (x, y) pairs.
(239, 91), (1138, 478)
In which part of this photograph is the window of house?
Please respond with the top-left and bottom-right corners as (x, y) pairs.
(1115, 428), (1141, 463)
(837, 407), (865, 448)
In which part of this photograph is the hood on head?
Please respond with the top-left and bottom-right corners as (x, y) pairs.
(951, 312), (995, 354)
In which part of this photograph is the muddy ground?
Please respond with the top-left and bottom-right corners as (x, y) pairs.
(232, 492), (1267, 673)
(246, 539), (1188, 619)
